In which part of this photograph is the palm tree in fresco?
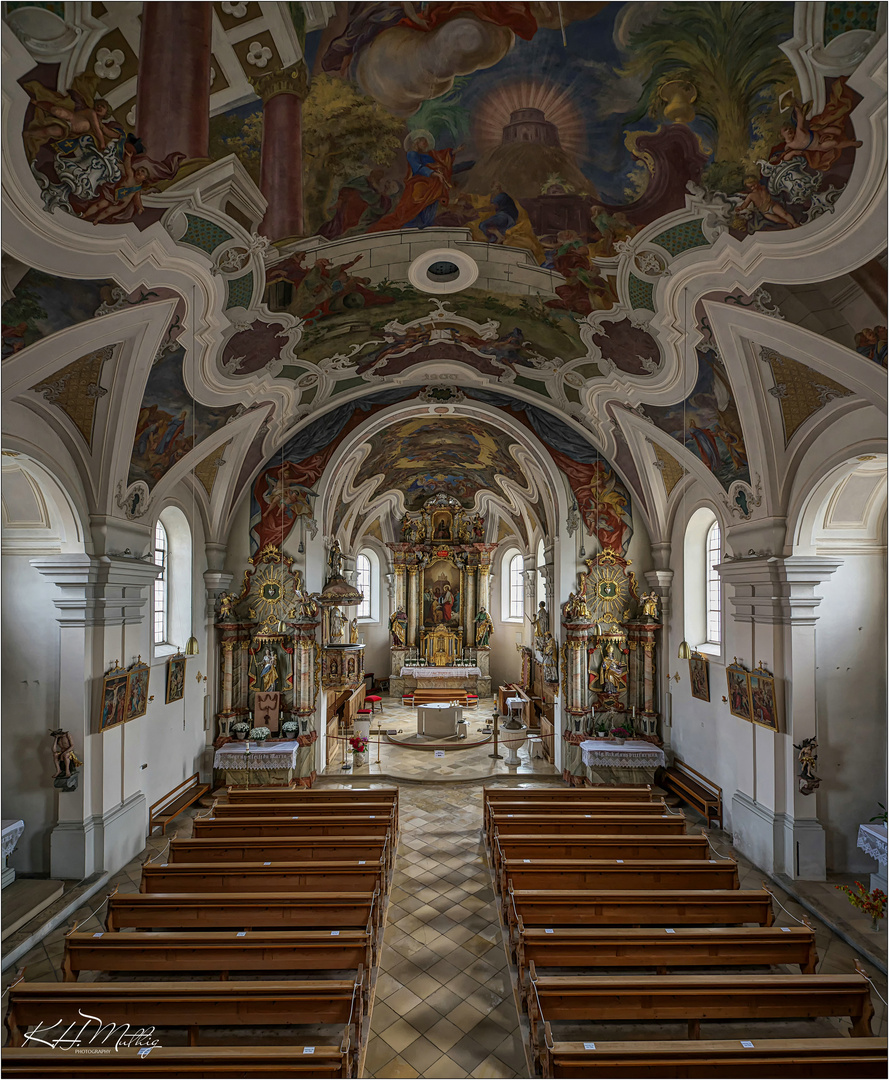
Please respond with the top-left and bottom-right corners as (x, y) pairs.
(622, 1), (795, 169)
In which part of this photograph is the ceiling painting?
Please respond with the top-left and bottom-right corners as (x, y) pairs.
(349, 417), (531, 512)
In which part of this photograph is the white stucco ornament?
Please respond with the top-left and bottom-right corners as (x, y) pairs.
(222, 1), (248, 16)
(94, 47), (125, 81)
(246, 41), (273, 68)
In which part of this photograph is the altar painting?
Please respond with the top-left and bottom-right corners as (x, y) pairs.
(423, 561), (461, 627)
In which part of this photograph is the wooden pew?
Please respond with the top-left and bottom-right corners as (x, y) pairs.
(505, 886), (775, 952)
(193, 815), (392, 839)
(660, 759), (723, 829)
(539, 1037), (888, 1079)
(141, 860), (386, 896)
(149, 773), (210, 836)
(225, 786), (398, 829)
(486, 801), (669, 842)
(492, 834), (708, 878)
(515, 924), (819, 1002)
(500, 858), (739, 906)
(6, 974), (366, 1049)
(169, 835), (391, 873)
(106, 887), (381, 937)
(208, 802), (396, 822)
(490, 813), (687, 837)
(484, 785), (655, 832)
(2, 1043), (355, 1079)
(526, 969), (875, 1064)
(62, 928), (373, 992)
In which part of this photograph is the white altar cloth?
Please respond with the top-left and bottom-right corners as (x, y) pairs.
(579, 739), (666, 770)
(858, 823), (888, 866)
(401, 666), (481, 678)
(214, 740), (300, 770)
(2, 818), (24, 889)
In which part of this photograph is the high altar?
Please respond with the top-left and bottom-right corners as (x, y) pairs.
(387, 494), (496, 699)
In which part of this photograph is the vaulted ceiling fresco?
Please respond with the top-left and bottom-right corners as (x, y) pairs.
(2, 1), (885, 557)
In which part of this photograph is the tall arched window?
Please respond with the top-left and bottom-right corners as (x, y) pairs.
(153, 520), (168, 645)
(509, 552), (524, 620)
(356, 552), (371, 619)
(706, 520), (722, 645)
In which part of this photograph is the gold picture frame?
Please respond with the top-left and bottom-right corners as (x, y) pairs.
(125, 659), (150, 721)
(725, 659), (752, 721)
(165, 654), (185, 704)
(748, 666), (779, 731)
(689, 653), (709, 702)
(430, 509), (453, 543)
(99, 664), (129, 732)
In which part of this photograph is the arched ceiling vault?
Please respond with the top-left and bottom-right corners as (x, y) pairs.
(1, 4), (886, 558)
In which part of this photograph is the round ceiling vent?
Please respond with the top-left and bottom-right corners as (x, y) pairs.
(409, 248), (479, 294)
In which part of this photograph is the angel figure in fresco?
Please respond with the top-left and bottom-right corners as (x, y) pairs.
(475, 607), (494, 647)
(774, 80), (861, 171)
(367, 131), (473, 232)
(735, 176), (800, 229)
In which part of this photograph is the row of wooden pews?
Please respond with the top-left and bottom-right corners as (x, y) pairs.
(5, 785), (400, 1079)
(483, 784), (887, 1078)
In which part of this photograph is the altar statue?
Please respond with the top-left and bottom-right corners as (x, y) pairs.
(218, 591), (238, 621)
(327, 538), (343, 578)
(565, 591), (592, 622)
(350, 617), (359, 644)
(601, 643), (628, 694)
(257, 645), (278, 692)
(50, 728), (81, 779)
(528, 600), (548, 639)
(541, 632), (559, 683)
(389, 607), (407, 646)
(641, 590), (660, 618)
(329, 606), (348, 642)
(475, 607), (494, 647)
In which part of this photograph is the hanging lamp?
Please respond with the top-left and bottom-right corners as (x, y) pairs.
(677, 284), (691, 660)
(184, 284), (199, 656)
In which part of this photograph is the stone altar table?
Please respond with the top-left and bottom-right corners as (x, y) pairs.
(213, 735), (317, 786)
(417, 703), (463, 738)
(576, 739), (666, 785)
(858, 822), (888, 894)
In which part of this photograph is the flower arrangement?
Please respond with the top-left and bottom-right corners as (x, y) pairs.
(248, 726), (271, 742)
(610, 726), (631, 739)
(835, 881), (886, 928)
(349, 734), (369, 754)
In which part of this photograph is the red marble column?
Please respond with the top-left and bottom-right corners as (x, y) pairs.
(254, 65), (308, 241)
(137, 2), (212, 162)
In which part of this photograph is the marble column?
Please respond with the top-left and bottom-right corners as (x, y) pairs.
(478, 565), (490, 612)
(394, 565), (406, 612)
(137, 2), (212, 162)
(252, 63), (309, 241)
(407, 568), (419, 648)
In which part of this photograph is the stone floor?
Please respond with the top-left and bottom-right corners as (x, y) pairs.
(328, 696), (558, 783)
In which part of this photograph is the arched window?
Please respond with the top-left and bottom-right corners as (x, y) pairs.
(153, 520), (168, 645)
(706, 520), (722, 645)
(356, 552), (371, 619)
(509, 552), (524, 620)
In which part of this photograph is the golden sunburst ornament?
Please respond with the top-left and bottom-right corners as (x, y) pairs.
(252, 563), (295, 625)
(581, 557), (631, 621)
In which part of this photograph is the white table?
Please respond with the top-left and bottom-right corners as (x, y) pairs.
(506, 696), (525, 722)
(578, 739), (666, 785)
(214, 740), (302, 784)
(417, 703), (463, 738)
(2, 819), (24, 889)
(858, 822), (888, 893)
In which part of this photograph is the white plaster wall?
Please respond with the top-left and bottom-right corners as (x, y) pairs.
(815, 554), (887, 872)
(0, 556), (62, 874)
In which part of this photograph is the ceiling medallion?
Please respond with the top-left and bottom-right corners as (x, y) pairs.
(409, 248), (478, 295)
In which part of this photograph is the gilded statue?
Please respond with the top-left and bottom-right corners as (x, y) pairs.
(350, 617), (359, 644)
(257, 645), (278, 692)
(218, 591), (238, 621)
(641, 590), (660, 618)
(528, 600), (548, 639)
(389, 607), (407, 646)
(327, 538), (343, 578)
(564, 591), (592, 622)
(601, 642), (628, 694)
(475, 607), (494, 647)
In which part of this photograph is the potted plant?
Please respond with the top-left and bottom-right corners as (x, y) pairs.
(281, 720), (299, 739)
(248, 726), (271, 743)
(230, 720), (250, 741)
(595, 716), (610, 739)
(610, 725), (631, 745)
(835, 881), (886, 931)
(349, 733), (369, 767)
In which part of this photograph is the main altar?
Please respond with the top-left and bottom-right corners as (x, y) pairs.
(387, 495), (496, 699)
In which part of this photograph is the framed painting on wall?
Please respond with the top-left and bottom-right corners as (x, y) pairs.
(689, 654), (710, 702)
(125, 659), (150, 721)
(748, 667), (779, 731)
(99, 664), (129, 732)
(165, 654), (185, 704)
(725, 659), (752, 721)
(422, 559), (461, 627)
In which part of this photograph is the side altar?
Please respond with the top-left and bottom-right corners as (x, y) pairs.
(387, 495), (495, 699)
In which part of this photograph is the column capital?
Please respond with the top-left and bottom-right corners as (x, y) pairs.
(717, 555), (842, 625)
(251, 61), (309, 103)
(30, 553), (161, 626)
(644, 568), (674, 593)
